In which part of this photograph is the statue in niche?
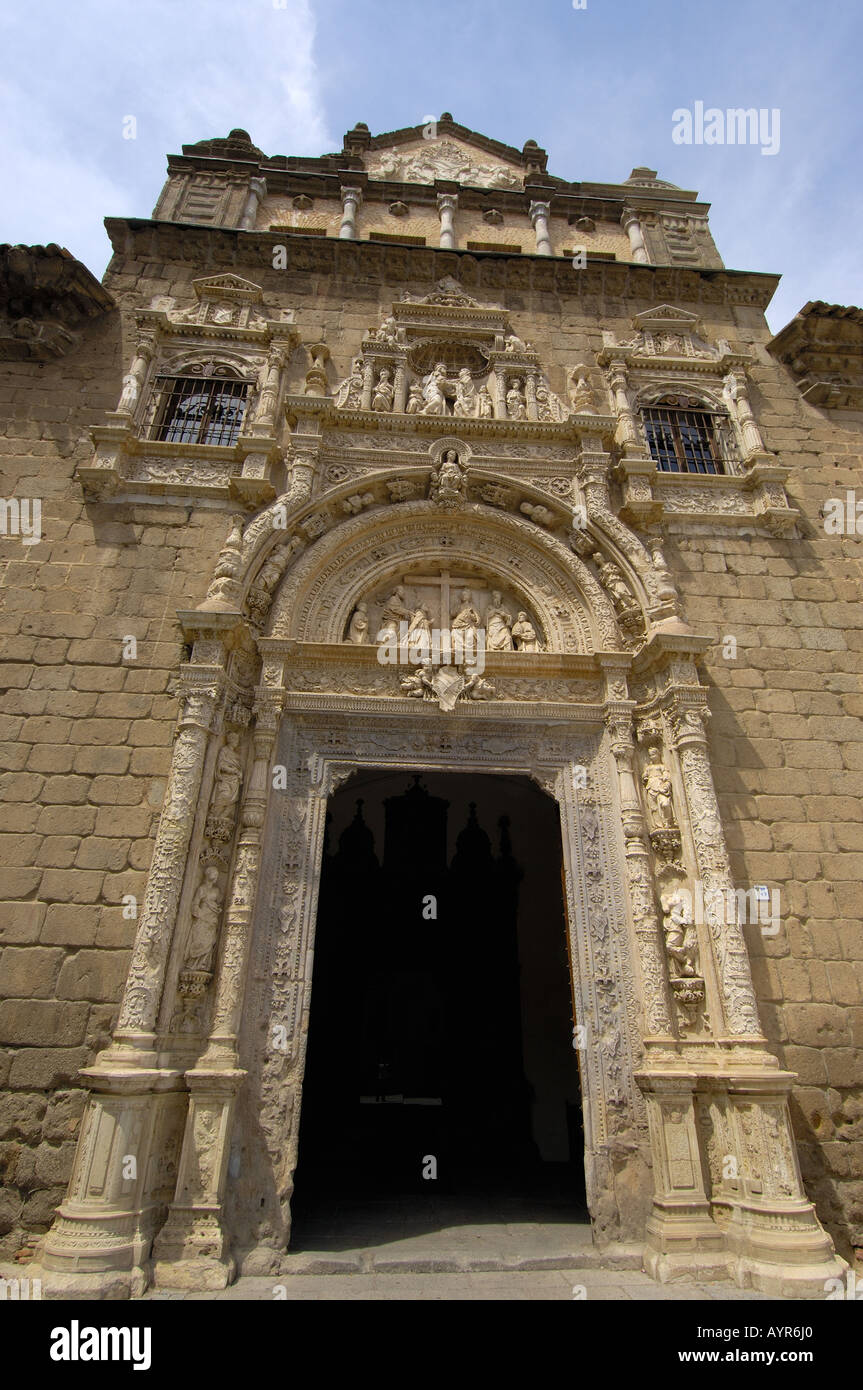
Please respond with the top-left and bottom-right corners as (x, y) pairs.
(406, 604), (433, 655)
(569, 367), (596, 413)
(642, 746), (676, 828)
(451, 589), (481, 645)
(406, 381), (424, 414)
(377, 585), (410, 642)
(512, 612), (542, 652)
(595, 554), (633, 611)
(454, 368), (477, 417)
(421, 363), (450, 415)
(347, 601), (369, 644)
(477, 385), (494, 418)
(429, 449), (466, 505)
(486, 591), (514, 651)
(506, 379), (527, 420)
(660, 888), (700, 979)
(371, 368), (394, 412)
(210, 733), (243, 818)
(336, 357), (364, 409)
(185, 866), (223, 973)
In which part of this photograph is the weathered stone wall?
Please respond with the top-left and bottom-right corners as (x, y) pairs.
(1, 233), (861, 1264)
(0, 302), (229, 1257)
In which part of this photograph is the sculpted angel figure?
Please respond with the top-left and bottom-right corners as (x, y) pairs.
(454, 368), (477, 417)
(371, 368), (394, 412)
(642, 746), (676, 828)
(511, 611), (541, 652)
(377, 585), (410, 642)
(486, 591), (514, 651)
(476, 385), (494, 418)
(347, 601), (369, 644)
(401, 658), (435, 700)
(211, 733), (243, 817)
(185, 866), (223, 973)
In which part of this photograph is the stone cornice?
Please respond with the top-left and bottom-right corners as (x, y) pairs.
(767, 300), (863, 408)
(0, 242), (115, 360)
(104, 219), (779, 309)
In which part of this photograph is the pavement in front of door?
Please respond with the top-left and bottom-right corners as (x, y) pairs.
(141, 1195), (794, 1300)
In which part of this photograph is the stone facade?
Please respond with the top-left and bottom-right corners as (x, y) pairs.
(0, 118), (861, 1296)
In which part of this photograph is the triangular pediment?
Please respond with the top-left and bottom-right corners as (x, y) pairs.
(633, 304), (700, 332)
(365, 135), (524, 190)
(192, 274), (263, 303)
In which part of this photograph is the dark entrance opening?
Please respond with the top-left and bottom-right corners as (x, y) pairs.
(291, 771), (587, 1247)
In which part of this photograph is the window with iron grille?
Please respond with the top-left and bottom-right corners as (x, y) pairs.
(641, 395), (736, 475)
(146, 371), (250, 447)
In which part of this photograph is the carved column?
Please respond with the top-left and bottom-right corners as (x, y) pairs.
(151, 690), (282, 1289)
(724, 369), (767, 462)
(606, 710), (675, 1038)
(339, 186), (362, 239)
(40, 664), (227, 1291)
(606, 358), (641, 450)
(667, 702), (762, 1039)
(360, 359), (374, 411)
(393, 360), (407, 414)
(115, 332), (156, 417)
(622, 207), (649, 263)
(238, 176), (266, 231)
(436, 193), (458, 249)
(252, 345), (285, 430)
(493, 363), (508, 419)
(114, 672), (226, 1057)
(529, 199), (552, 255)
(524, 370), (538, 421)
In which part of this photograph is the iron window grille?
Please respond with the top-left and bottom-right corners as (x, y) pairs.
(146, 371), (250, 447)
(641, 396), (738, 475)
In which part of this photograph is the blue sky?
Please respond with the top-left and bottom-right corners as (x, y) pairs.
(1, 0), (861, 332)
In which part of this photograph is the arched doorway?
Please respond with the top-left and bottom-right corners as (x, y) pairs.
(290, 770), (587, 1255)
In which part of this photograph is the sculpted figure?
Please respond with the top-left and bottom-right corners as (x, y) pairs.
(405, 381), (424, 414)
(347, 601), (369, 644)
(336, 357), (364, 409)
(430, 449), (465, 504)
(406, 604), (432, 655)
(642, 746), (676, 828)
(512, 612), (542, 652)
(185, 866), (223, 973)
(401, 658), (435, 700)
(371, 368), (394, 412)
(377, 585), (410, 642)
(454, 368), (477, 417)
(505, 333), (526, 353)
(211, 733), (243, 817)
(476, 385), (494, 418)
(595, 555), (632, 610)
(486, 591), (513, 651)
(421, 363), (450, 415)
(661, 889), (699, 979)
(506, 379), (527, 420)
(535, 380), (566, 422)
(451, 589), (481, 645)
